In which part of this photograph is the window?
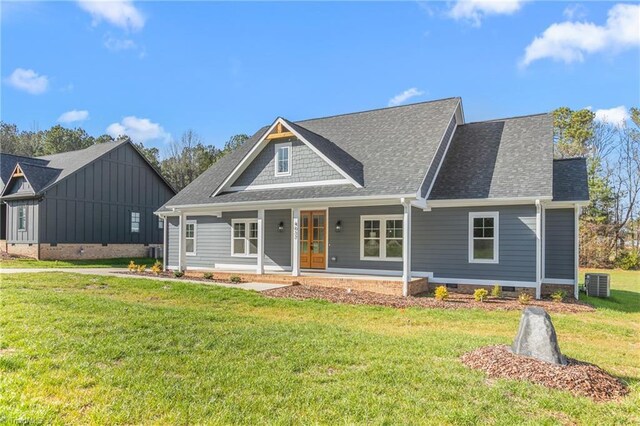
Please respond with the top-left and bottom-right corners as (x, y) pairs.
(17, 206), (26, 231)
(274, 142), (291, 176)
(158, 217), (164, 229)
(185, 221), (196, 255)
(469, 212), (499, 263)
(360, 215), (403, 261)
(232, 219), (258, 256)
(131, 212), (140, 233)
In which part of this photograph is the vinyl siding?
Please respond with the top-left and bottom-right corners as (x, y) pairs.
(5, 199), (39, 243)
(232, 139), (343, 187)
(38, 143), (174, 244)
(166, 210), (292, 269)
(545, 208), (575, 280)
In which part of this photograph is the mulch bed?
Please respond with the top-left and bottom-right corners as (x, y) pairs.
(122, 271), (244, 285)
(461, 345), (629, 402)
(262, 285), (595, 313)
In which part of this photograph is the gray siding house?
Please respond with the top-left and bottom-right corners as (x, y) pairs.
(158, 98), (589, 298)
(0, 140), (175, 259)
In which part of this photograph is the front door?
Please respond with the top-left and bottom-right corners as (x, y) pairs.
(300, 210), (326, 269)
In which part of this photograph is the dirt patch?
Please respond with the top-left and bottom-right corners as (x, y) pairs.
(461, 345), (628, 402)
(0, 348), (18, 356)
(0, 252), (31, 261)
(123, 271), (244, 285)
(262, 285), (594, 313)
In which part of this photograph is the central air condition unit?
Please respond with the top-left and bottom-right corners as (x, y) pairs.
(585, 273), (610, 298)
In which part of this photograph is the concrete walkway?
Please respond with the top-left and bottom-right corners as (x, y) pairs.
(0, 267), (289, 292)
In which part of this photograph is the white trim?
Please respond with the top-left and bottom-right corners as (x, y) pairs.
(130, 211), (140, 233)
(292, 208), (300, 276)
(326, 208), (330, 270)
(541, 203), (546, 281)
(231, 218), (258, 258)
(428, 196), (552, 209)
(535, 200), (542, 299)
(174, 264), (292, 272)
(421, 100), (460, 200)
(546, 200), (590, 209)
(162, 217), (168, 271)
(401, 200), (412, 296)
(178, 212), (186, 271)
(429, 277), (537, 288)
(325, 267), (432, 278)
(228, 179), (350, 192)
(168, 194), (417, 212)
(274, 142), (292, 177)
(359, 214), (404, 262)
(211, 117), (362, 196)
(468, 211), (499, 264)
(17, 205), (27, 231)
(185, 220), (197, 256)
(574, 205), (580, 299)
(542, 278), (575, 285)
(257, 209), (265, 274)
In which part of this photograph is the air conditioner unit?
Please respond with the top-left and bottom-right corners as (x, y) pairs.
(585, 273), (610, 298)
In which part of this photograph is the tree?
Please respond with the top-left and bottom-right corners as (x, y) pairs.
(41, 125), (95, 155)
(553, 107), (595, 158)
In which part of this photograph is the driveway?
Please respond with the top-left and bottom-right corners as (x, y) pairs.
(0, 267), (289, 292)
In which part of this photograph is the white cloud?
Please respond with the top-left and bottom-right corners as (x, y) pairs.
(521, 3), (640, 66)
(563, 3), (587, 21)
(104, 35), (137, 51)
(449, 0), (527, 26)
(106, 116), (170, 143)
(4, 68), (49, 94)
(388, 88), (425, 107)
(58, 110), (90, 123)
(77, 0), (145, 31)
(595, 106), (630, 127)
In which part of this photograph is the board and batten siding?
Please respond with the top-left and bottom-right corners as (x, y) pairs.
(5, 199), (39, 243)
(231, 139), (343, 187)
(166, 210), (292, 269)
(38, 143), (174, 244)
(545, 208), (575, 280)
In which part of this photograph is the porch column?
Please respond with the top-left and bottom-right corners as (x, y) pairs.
(292, 208), (300, 277)
(163, 216), (168, 271)
(401, 200), (412, 297)
(257, 209), (265, 274)
(178, 211), (186, 272)
(535, 200), (542, 299)
(574, 205), (580, 300)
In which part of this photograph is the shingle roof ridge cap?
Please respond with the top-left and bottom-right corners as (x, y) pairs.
(461, 112), (550, 126)
(554, 157), (587, 162)
(293, 96), (461, 124)
(1, 152), (47, 162)
(17, 161), (62, 172)
(36, 139), (126, 159)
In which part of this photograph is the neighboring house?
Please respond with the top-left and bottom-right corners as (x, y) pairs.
(157, 97), (589, 298)
(0, 140), (175, 260)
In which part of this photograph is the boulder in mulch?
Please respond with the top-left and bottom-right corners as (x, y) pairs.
(461, 345), (628, 402)
(512, 307), (566, 365)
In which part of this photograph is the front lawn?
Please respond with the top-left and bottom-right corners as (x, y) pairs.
(0, 270), (638, 424)
(0, 257), (157, 269)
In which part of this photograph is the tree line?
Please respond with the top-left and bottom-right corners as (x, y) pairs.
(0, 122), (248, 193)
(2, 107), (639, 270)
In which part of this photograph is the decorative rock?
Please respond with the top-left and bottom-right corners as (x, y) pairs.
(511, 307), (566, 365)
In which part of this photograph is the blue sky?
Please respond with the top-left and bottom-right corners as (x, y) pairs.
(2, 1), (638, 153)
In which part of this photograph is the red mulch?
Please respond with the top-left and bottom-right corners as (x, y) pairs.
(461, 345), (629, 402)
(262, 285), (595, 313)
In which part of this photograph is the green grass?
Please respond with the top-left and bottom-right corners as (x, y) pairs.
(0, 269), (638, 424)
(0, 257), (156, 269)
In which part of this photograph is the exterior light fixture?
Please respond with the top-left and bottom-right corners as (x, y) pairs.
(278, 221), (284, 232)
(335, 220), (342, 232)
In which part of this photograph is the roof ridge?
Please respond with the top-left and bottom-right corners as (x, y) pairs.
(462, 112), (549, 126)
(0, 152), (48, 161)
(36, 139), (125, 159)
(554, 157), (587, 162)
(295, 96), (461, 124)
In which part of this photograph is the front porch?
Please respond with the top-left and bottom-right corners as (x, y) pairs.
(180, 268), (429, 297)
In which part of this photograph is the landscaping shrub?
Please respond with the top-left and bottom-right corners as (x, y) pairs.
(151, 260), (162, 275)
(615, 250), (640, 270)
(136, 264), (147, 273)
(128, 260), (137, 272)
(491, 284), (502, 298)
(203, 272), (213, 280)
(518, 292), (532, 305)
(173, 270), (184, 278)
(551, 290), (567, 303)
(434, 285), (448, 301)
(230, 275), (242, 284)
(474, 288), (489, 302)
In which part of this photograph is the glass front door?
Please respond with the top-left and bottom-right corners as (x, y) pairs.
(300, 210), (326, 269)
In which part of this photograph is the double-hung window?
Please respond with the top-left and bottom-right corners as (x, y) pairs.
(185, 221), (196, 255)
(274, 142), (291, 176)
(469, 212), (499, 263)
(17, 206), (26, 231)
(131, 212), (140, 233)
(158, 217), (164, 229)
(360, 215), (403, 261)
(232, 219), (258, 257)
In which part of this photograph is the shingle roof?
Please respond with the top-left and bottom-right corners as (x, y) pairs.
(552, 158), (589, 201)
(0, 153), (49, 185)
(429, 114), (554, 200)
(162, 98), (460, 209)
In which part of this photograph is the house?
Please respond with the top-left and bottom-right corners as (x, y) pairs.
(0, 140), (175, 260)
(157, 97), (589, 299)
